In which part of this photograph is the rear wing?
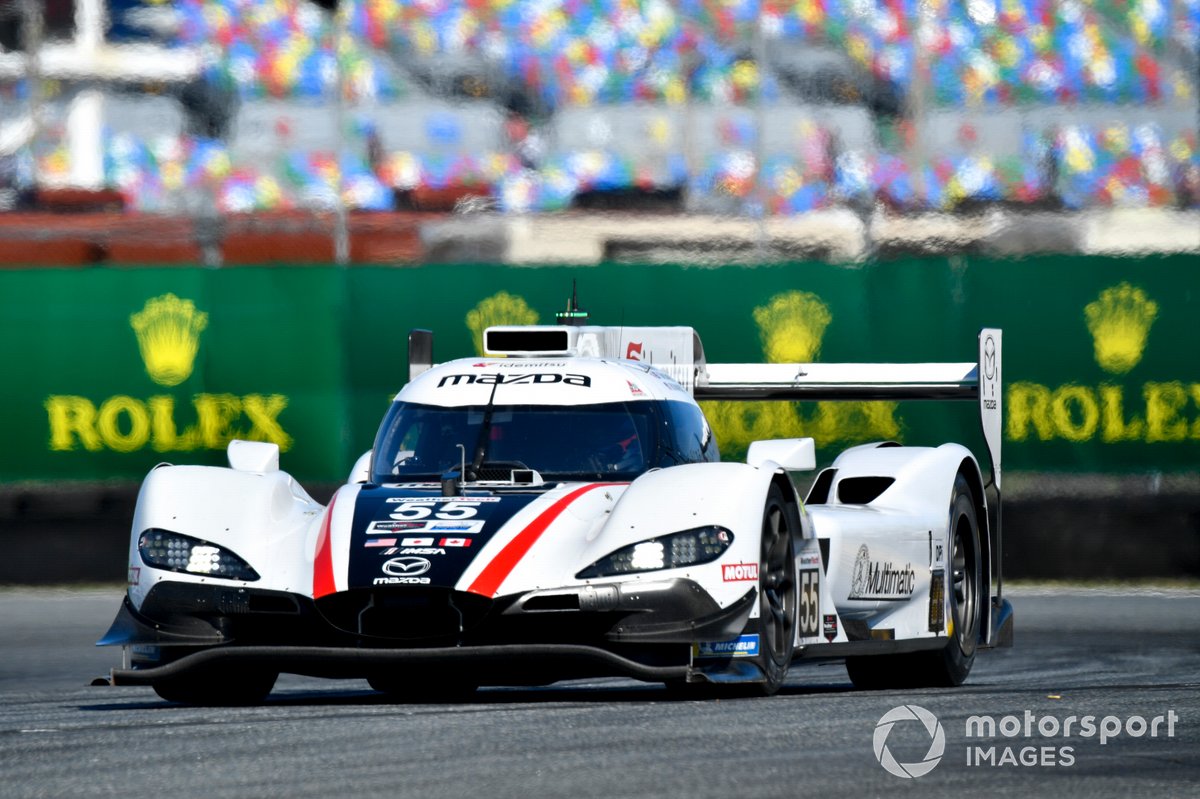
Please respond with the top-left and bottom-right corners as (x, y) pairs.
(696, 330), (1003, 498)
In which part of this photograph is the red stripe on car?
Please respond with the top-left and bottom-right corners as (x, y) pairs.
(312, 493), (338, 599)
(467, 483), (621, 598)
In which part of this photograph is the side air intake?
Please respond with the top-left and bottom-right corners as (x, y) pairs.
(806, 468), (836, 504)
(836, 477), (895, 505)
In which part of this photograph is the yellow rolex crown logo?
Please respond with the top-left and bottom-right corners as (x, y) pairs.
(1084, 283), (1158, 375)
(466, 291), (539, 355)
(754, 291), (832, 363)
(130, 293), (209, 387)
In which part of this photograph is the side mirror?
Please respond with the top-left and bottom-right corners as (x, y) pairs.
(349, 450), (372, 484)
(227, 440), (280, 472)
(409, 329), (433, 383)
(747, 438), (816, 471)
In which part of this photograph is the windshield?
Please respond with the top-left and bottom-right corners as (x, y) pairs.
(371, 401), (662, 483)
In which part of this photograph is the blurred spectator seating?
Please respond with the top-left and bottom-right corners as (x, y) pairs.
(4, 0), (1198, 214)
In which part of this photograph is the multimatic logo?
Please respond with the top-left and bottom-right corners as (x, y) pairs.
(437, 373), (592, 388)
(849, 544), (916, 600)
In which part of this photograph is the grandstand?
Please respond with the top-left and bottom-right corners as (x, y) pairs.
(0, 0), (1196, 260)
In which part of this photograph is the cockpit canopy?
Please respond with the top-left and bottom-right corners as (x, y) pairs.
(371, 399), (718, 484)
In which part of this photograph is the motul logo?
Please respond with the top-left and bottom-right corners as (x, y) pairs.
(723, 562), (759, 582)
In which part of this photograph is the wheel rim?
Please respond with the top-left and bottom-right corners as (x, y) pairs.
(761, 503), (795, 663)
(950, 510), (978, 652)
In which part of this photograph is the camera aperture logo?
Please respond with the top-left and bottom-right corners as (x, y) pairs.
(873, 705), (946, 779)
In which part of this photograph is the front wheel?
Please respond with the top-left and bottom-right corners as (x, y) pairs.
(751, 484), (798, 696)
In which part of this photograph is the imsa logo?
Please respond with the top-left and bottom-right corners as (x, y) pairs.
(437, 373), (592, 388)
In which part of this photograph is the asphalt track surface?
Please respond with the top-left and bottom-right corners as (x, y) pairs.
(1, 587), (1197, 799)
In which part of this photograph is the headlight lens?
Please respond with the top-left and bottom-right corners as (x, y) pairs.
(576, 526), (733, 579)
(138, 529), (260, 581)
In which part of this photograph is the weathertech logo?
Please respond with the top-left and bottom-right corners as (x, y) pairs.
(722, 562), (758, 582)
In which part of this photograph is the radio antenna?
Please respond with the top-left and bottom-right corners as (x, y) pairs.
(556, 279), (589, 326)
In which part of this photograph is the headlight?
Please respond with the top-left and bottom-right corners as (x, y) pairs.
(576, 526), (733, 579)
(138, 529), (260, 581)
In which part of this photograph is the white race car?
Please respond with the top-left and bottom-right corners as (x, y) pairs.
(99, 306), (1013, 704)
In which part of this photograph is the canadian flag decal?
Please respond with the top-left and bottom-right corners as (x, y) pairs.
(625, 341), (643, 361)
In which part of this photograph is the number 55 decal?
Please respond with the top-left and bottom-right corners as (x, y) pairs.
(799, 568), (820, 638)
(390, 501), (481, 521)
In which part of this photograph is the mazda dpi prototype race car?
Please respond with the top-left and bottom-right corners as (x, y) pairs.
(99, 310), (1013, 704)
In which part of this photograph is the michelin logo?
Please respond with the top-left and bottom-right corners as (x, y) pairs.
(694, 634), (760, 659)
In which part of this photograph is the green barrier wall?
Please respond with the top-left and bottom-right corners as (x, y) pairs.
(2, 256), (1197, 483)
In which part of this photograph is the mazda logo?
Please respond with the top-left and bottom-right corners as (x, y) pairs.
(983, 335), (997, 380)
(382, 556), (432, 577)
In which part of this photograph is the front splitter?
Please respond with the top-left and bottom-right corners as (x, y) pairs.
(107, 643), (690, 685)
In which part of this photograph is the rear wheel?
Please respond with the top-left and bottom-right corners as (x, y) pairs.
(152, 666), (278, 706)
(929, 474), (983, 685)
(846, 473), (982, 689)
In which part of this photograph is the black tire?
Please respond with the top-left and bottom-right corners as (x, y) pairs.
(846, 473), (982, 689)
(152, 666), (278, 706)
(751, 484), (797, 696)
(928, 473), (983, 684)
